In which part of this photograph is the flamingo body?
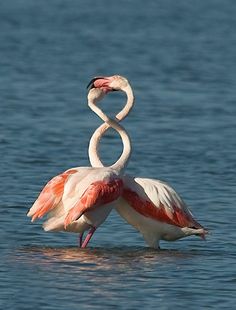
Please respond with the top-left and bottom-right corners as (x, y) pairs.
(116, 175), (206, 248)
(27, 166), (123, 247)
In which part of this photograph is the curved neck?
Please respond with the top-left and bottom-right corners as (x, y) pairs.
(88, 101), (132, 174)
(88, 122), (109, 167)
(116, 85), (134, 123)
(88, 84), (134, 168)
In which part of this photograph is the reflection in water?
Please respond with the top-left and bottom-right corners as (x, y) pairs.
(8, 247), (197, 305)
(14, 246), (198, 272)
(10, 246), (207, 299)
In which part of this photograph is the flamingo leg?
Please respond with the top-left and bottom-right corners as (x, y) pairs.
(79, 233), (84, 248)
(81, 227), (96, 248)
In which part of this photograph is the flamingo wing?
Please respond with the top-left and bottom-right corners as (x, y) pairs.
(27, 169), (78, 222)
(122, 175), (203, 229)
(64, 178), (123, 228)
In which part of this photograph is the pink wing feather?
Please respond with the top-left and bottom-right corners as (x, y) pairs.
(27, 169), (78, 222)
(64, 178), (123, 228)
(122, 176), (203, 229)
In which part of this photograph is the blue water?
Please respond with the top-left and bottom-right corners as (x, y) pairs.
(1, 0), (236, 309)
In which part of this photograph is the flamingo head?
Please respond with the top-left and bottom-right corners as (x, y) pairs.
(87, 75), (129, 93)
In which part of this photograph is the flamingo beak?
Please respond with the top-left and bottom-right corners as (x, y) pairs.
(87, 76), (106, 90)
(87, 76), (118, 92)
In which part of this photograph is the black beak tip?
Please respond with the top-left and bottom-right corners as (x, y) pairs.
(86, 78), (96, 90)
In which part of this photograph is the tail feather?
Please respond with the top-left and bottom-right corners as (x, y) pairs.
(182, 227), (208, 239)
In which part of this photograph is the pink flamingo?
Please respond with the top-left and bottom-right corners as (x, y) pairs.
(27, 86), (133, 248)
(88, 75), (207, 249)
